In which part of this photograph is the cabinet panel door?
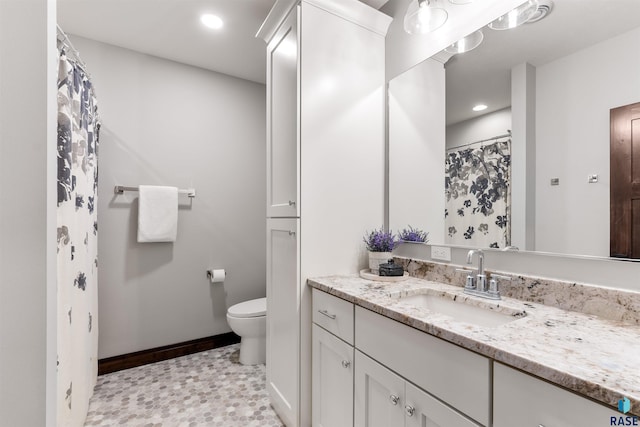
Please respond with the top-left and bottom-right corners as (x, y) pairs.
(266, 6), (299, 218)
(312, 324), (354, 427)
(405, 382), (480, 427)
(494, 363), (619, 427)
(355, 350), (405, 427)
(267, 218), (300, 426)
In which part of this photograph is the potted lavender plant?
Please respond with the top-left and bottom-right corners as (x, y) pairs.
(363, 227), (399, 274)
(398, 226), (429, 244)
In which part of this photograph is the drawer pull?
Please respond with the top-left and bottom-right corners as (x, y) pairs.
(318, 309), (336, 320)
(390, 395), (400, 405)
(341, 360), (351, 369)
(405, 405), (415, 417)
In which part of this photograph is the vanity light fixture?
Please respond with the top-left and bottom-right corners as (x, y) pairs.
(444, 29), (484, 54)
(473, 104), (488, 112)
(200, 13), (224, 30)
(404, 0), (448, 35)
(488, 0), (539, 30)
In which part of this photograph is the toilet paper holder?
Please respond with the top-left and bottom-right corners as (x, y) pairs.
(206, 269), (227, 283)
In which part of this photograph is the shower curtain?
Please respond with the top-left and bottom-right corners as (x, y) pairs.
(444, 139), (511, 248)
(57, 47), (100, 427)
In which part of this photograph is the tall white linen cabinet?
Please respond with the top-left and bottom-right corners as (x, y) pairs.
(257, 1), (391, 425)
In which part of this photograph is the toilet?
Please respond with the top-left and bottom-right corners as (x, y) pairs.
(226, 297), (267, 365)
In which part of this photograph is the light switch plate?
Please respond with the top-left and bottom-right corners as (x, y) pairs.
(431, 246), (451, 262)
(588, 174), (598, 183)
(550, 178), (560, 186)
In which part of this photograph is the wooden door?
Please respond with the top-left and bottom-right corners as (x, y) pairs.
(312, 324), (354, 427)
(610, 101), (640, 258)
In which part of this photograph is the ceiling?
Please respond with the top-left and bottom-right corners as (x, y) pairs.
(445, 0), (640, 125)
(58, 0), (389, 85)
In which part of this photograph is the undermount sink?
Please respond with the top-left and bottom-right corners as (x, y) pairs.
(393, 291), (526, 328)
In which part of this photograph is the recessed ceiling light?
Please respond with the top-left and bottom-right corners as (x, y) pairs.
(473, 104), (488, 112)
(201, 14), (223, 30)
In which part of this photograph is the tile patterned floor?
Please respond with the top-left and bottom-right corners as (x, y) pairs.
(84, 344), (284, 427)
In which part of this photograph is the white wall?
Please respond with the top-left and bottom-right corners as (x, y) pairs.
(0, 0), (57, 425)
(535, 26), (640, 257)
(389, 58), (445, 243)
(446, 107), (511, 149)
(69, 36), (266, 358)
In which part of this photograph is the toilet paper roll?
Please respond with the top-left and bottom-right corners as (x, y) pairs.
(208, 269), (226, 283)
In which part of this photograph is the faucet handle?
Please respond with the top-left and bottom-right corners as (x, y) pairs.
(456, 268), (476, 290)
(487, 274), (511, 299)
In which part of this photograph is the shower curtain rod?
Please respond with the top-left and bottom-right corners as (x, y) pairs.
(448, 130), (512, 151)
(56, 24), (91, 77)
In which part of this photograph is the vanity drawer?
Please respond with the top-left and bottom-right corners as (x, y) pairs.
(355, 306), (490, 426)
(493, 363), (619, 426)
(312, 289), (354, 345)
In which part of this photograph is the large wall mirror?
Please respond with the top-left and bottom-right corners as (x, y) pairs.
(389, 0), (640, 259)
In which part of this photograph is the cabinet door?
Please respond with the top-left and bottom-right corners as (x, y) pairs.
(494, 363), (620, 427)
(312, 324), (354, 427)
(355, 350), (405, 427)
(405, 382), (480, 427)
(266, 5), (299, 218)
(266, 218), (300, 426)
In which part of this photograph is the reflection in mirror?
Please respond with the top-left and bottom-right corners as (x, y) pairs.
(389, 0), (640, 259)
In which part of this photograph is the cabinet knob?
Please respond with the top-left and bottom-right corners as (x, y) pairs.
(288, 230), (296, 236)
(288, 200), (296, 206)
(405, 405), (415, 417)
(341, 360), (351, 369)
(389, 395), (400, 405)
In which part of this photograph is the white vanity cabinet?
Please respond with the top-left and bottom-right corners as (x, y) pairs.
(311, 289), (486, 427)
(355, 351), (480, 427)
(493, 363), (620, 427)
(355, 306), (490, 426)
(312, 289), (355, 427)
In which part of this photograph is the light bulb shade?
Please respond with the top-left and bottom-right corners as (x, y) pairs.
(488, 0), (539, 30)
(444, 29), (484, 54)
(404, 0), (448, 35)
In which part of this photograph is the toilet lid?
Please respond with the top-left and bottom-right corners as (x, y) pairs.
(228, 297), (266, 318)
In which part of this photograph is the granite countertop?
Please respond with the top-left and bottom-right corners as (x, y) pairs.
(308, 275), (640, 416)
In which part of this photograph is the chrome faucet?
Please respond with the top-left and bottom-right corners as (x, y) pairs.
(466, 249), (484, 275)
(466, 249), (486, 292)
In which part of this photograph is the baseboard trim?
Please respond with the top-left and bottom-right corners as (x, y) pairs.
(98, 332), (241, 375)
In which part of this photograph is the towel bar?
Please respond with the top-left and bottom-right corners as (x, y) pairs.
(114, 185), (196, 198)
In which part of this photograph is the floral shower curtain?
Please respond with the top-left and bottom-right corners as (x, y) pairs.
(57, 47), (100, 427)
(444, 139), (511, 248)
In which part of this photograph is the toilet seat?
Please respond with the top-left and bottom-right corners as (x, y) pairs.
(228, 297), (266, 318)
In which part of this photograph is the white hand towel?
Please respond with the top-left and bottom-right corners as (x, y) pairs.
(137, 185), (178, 243)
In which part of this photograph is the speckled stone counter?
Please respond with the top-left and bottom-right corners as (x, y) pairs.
(308, 274), (640, 416)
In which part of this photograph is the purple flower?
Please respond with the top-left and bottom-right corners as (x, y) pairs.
(363, 227), (399, 252)
(398, 226), (429, 243)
